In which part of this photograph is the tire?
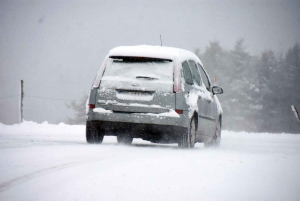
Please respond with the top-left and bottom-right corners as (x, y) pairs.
(178, 117), (197, 149)
(204, 119), (221, 148)
(117, 134), (133, 145)
(86, 122), (104, 144)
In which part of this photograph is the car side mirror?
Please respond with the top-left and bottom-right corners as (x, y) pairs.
(212, 86), (223, 95)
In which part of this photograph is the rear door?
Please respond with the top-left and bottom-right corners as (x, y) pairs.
(96, 57), (175, 113)
(197, 63), (218, 135)
(187, 60), (210, 135)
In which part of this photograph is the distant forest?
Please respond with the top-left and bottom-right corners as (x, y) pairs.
(197, 40), (300, 133)
(68, 40), (300, 133)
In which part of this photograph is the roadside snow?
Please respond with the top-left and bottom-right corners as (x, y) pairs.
(0, 122), (300, 201)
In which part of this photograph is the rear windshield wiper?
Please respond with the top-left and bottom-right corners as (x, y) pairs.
(136, 76), (159, 80)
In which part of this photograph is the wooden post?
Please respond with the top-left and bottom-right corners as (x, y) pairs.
(160, 35), (162, 46)
(291, 105), (300, 125)
(20, 80), (24, 123)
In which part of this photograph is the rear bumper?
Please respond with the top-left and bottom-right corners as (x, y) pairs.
(87, 120), (187, 143)
(87, 109), (189, 143)
(87, 109), (189, 127)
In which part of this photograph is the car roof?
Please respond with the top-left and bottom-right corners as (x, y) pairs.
(108, 45), (203, 66)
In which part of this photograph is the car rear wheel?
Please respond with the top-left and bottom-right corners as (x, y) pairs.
(178, 117), (196, 149)
(86, 122), (104, 144)
(117, 134), (133, 145)
(204, 119), (221, 148)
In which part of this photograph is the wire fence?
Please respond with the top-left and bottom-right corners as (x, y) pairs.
(0, 95), (20, 99)
(0, 94), (82, 102)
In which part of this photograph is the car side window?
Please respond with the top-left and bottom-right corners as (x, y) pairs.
(197, 63), (211, 91)
(182, 61), (193, 85)
(188, 60), (201, 86)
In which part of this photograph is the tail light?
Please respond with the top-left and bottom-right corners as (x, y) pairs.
(173, 62), (181, 93)
(89, 104), (95, 109)
(175, 109), (183, 114)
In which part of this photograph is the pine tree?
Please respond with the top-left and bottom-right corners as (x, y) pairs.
(276, 43), (300, 132)
(197, 41), (300, 133)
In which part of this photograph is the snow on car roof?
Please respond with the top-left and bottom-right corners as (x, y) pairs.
(108, 45), (203, 66)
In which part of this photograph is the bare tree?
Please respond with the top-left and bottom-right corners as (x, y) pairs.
(66, 94), (88, 125)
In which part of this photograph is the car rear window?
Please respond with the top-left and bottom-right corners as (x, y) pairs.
(102, 58), (173, 83)
(188, 60), (201, 86)
(182, 61), (193, 85)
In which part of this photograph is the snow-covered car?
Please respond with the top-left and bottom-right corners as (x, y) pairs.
(86, 45), (223, 148)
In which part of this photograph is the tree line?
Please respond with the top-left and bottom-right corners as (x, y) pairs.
(67, 40), (300, 133)
(197, 40), (300, 133)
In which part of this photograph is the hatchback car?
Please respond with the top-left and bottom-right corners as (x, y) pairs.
(86, 45), (223, 148)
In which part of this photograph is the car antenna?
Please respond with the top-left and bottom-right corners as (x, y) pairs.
(160, 35), (162, 46)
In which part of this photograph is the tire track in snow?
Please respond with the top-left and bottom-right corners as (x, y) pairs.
(0, 156), (116, 193)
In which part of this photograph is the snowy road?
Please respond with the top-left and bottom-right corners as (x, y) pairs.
(0, 122), (300, 201)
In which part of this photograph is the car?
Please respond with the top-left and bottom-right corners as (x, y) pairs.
(86, 45), (223, 148)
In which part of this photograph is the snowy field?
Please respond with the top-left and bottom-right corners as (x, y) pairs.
(0, 122), (300, 201)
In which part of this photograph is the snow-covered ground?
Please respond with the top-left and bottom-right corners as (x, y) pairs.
(0, 122), (299, 201)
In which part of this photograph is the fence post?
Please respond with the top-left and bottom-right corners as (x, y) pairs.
(291, 105), (300, 125)
(20, 80), (24, 123)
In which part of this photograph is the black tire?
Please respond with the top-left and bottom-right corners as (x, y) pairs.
(86, 122), (104, 144)
(178, 117), (197, 149)
(204, 119), (221, 148)
(117, 134), (133, 145)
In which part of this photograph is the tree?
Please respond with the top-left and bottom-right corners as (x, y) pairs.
(271, 43), (300, 132)
(196, 40), (300, 133)
(255, 50), (280, 132)
(198, 39), (259, 131)
(66, 94), (88, 125)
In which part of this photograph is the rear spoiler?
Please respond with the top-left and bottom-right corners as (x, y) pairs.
(109, 56), (172, 62)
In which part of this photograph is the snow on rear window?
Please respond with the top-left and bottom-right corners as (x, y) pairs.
(104, 59), (172, 78)
(101, 58), (173, 90)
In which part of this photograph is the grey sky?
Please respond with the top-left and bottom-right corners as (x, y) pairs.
(0, 0), (299, 124)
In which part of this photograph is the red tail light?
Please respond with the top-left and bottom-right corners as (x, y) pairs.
(89, 104), (95, 109)
(175, 109), (183, 114)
